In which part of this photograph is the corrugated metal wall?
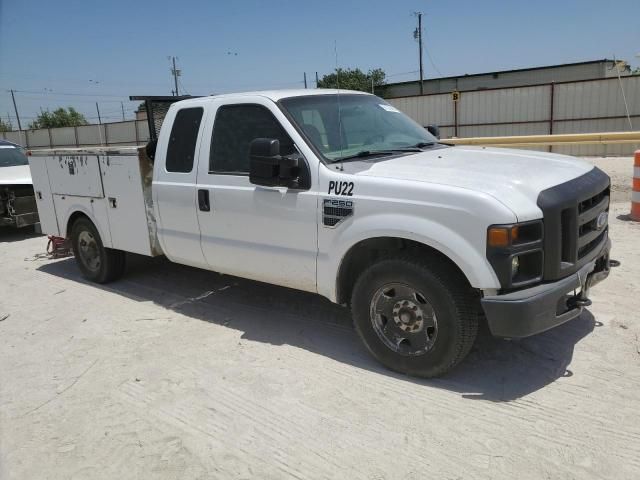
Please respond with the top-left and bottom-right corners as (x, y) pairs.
(1, 120), (149, 148)
(387, 76), (640, 155)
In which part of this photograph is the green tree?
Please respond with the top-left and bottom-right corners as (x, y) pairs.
(29, 107), (88, 129)
(317, 68), (386, 93)
(0, 119), (12, 132)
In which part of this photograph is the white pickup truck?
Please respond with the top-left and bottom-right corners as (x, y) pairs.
(28, 89), (613, 377)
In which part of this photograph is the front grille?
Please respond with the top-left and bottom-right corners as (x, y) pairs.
(576, 188), (609, 259)
(537, 168), (610, 281)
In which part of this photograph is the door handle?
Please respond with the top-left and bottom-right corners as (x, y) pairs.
(198, 189), (210, 212)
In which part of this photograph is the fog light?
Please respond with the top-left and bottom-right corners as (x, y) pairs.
(511, 256), (520, 277)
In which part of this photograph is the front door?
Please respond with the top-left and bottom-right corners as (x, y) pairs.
(195, 98), (318, 293)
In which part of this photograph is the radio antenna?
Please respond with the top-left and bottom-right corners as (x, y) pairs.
(334, 40), (344, 167)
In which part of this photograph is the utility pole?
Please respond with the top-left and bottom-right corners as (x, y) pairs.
(315, 71), (319, 87)
(304, 72), (308, 89)
(170, 56), (181, 96)
(96, 102), (105, 145)
(121, 101), (125, 121)
(10, 89), (22, 131)
(414, 12), (424, 95)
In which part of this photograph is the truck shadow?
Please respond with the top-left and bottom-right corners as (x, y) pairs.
(38, 254), (596, 402)
(0, 226), (42, 243)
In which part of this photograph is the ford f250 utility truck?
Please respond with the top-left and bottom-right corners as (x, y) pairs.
(28, 89), (613, 377)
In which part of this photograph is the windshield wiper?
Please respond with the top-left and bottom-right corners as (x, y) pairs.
(332, 150), (395, 163)
(409, 142), (436, 149)
(332, 145), (434, 163)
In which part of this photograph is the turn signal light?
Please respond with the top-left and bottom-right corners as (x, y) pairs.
(488, 226), (520, 247)
(488, 228), (508, 247)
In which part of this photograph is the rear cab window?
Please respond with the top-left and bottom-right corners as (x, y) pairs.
(165, 107), (204, 173)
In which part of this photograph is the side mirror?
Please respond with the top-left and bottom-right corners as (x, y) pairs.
(426, 124), (440, 140)
(249, 138), (302, 188)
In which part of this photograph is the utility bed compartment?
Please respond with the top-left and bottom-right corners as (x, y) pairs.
(28, 146), (162, 257)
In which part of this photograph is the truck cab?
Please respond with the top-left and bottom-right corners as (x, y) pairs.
(28, 89), (612, 377)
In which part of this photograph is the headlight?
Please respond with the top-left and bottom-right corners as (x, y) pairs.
(511, 256), (520, 277)
(487, 221), (544, 289)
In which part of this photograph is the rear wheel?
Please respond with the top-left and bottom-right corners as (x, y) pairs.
(71, 217), (125, 283)
(351, 256), (478, 378)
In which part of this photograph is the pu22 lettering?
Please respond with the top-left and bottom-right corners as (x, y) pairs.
(328, 181), (354, 196)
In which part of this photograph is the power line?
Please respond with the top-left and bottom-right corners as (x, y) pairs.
(6, 95), (133, 104)
(8, 89), (127, 98)
(421, 28), (444, 77)
(386, 69), (420, 78)
(177, 77), (190, 96)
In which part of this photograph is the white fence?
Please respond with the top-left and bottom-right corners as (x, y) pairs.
(1, 120), (150, 148)
(387, 76), (640, 156)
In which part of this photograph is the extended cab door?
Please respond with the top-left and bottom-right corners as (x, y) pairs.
(195, 97), (318, 292)
(153, 105), (208, 268)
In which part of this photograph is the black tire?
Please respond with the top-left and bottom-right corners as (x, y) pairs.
(71, 217), (126, 283)
(351, 255), (478, 378)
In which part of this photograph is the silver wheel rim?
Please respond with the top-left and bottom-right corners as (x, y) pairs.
(77, 230), (101, 272)
(369, 283), (438, 356)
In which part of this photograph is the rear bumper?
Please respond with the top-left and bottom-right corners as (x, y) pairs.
(481, 238), (611, 338)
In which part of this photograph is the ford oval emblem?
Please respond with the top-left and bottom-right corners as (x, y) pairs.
(596, 211), (607, 230)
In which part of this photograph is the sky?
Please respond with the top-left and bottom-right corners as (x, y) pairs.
(0, 0), (639, 126)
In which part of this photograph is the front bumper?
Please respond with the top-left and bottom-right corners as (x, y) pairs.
(481, 238), (611, 338)
(1, 212), (39, 228)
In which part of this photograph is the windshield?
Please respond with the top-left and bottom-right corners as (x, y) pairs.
(0, 146), (28, 167)
(280, 94), (438, 162)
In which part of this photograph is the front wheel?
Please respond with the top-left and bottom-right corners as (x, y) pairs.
(351, 256), (478, 378)
(71, 217), (126, 283)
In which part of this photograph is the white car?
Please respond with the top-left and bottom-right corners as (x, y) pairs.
(0, 140), (39, 228)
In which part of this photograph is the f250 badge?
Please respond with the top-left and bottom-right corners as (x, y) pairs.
(328, 180), (354, 196)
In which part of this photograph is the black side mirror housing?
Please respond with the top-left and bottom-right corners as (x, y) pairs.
(249, 138), (282, 187)
(249, 138), (309, 189)
(426, 124), (440, 140)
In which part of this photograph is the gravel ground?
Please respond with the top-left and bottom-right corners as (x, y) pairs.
(1, 157), (639, 480)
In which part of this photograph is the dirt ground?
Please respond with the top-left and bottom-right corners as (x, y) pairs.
(1, 157), (639, 480)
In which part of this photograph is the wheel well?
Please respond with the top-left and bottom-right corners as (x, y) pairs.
(336, 237), (471, 305)
(66, 211), (90, 237)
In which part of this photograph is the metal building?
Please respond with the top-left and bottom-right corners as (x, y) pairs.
(385, 75), (640, 156)
(382, 59), (631, 98)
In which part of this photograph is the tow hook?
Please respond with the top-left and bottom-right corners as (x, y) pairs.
(573, 296), (592, 308)
(568, 288), (592, 309)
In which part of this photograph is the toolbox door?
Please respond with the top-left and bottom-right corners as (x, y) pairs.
(28, 156), (60, 236)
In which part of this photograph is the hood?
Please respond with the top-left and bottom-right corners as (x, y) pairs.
(0, 165), (32, 185)
(346, 146), (595, 221)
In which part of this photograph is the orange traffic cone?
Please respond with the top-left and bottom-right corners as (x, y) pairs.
(632, 151), (640, 221)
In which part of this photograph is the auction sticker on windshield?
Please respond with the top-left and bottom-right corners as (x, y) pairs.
(378, 104), (400, 113)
